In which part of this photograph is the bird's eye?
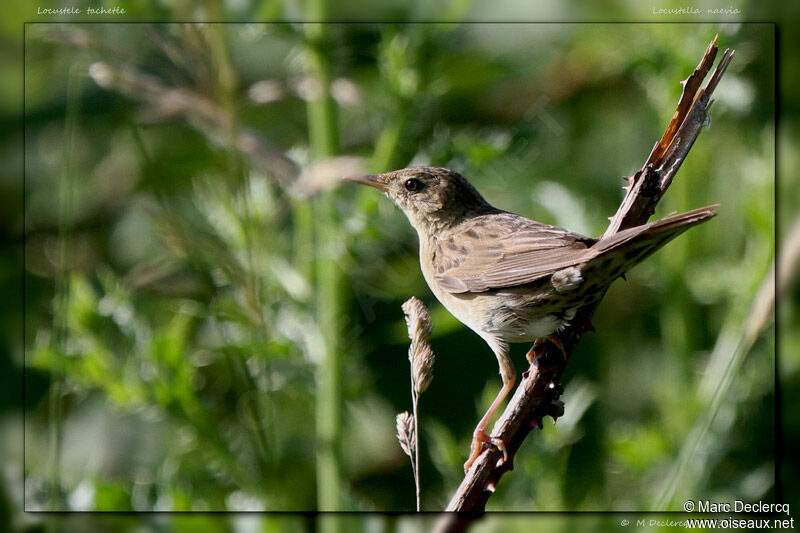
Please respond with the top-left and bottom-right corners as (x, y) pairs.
(404, 178), (422, 192)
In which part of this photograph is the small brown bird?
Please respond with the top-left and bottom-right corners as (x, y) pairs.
(345, 166), (717, 471)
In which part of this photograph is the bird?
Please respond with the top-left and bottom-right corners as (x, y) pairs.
(344, 166), (717, 471)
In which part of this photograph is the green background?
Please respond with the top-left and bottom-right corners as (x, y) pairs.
(2, 1), (795, 531)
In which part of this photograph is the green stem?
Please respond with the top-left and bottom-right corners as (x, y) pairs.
(304, 9), (345, 515)
(204, 1), (237, 112)
(408, 337), (421, 511)
(371, 111), (407, 174)
(49, 63), (82, 510)
(292, 199), (315, 281)
(412, 390), (421, 511)
(315, 197), (344, 513)
(305, 50), (339, 155)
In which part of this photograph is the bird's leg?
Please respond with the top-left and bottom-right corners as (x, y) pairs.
(465, 341), (515, 472)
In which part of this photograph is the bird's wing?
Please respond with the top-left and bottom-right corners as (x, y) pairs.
(433, 212), (595, 293)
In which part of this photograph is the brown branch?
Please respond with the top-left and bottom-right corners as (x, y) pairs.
(437, 37), (734, 530)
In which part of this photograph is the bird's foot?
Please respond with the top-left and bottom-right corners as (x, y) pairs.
(525, 344), (536, 364)
(547, 335), (567, 361)
(464, 428), (508, 472)
(464, 429), (487, 472)
(529, 336), (567, 363)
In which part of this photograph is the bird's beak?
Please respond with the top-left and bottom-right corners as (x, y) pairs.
(342, 174), (388, 192)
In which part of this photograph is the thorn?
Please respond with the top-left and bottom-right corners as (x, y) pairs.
(584, 319), (596, 333)
(548, 400), (565, 420)
(531, 417), (544, 430)
(620, 273), (627, 281)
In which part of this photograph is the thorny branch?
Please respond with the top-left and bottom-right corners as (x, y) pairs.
(437, 37), (734, 529)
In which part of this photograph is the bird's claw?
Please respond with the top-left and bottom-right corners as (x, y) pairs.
(490, 436), (509, 463)
(464, 428), (508, 472)
(525, 344), (536, 364)
(529, 336), (568, 367)
(464, 441), (481, 473)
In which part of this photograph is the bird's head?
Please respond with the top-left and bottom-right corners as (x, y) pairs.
(343, 166), (493, 233)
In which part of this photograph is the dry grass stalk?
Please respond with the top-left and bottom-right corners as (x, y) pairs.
(396, 411), (415, 458)
(397, 296), (435, 511)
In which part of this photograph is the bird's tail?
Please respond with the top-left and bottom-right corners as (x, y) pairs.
(582, 204), (719, 284)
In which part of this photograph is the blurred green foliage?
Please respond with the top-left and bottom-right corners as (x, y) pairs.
(2, 6), (787, 532)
